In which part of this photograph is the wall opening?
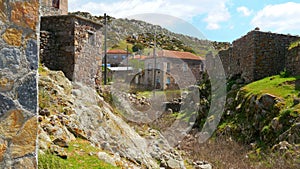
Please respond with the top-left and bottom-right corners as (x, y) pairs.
(52, 0), (60, 8)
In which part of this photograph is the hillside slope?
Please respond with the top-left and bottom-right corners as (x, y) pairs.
(38, 66), (186, 169)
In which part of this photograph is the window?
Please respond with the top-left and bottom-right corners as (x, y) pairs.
(52, 0), (60, 8)
(167, 63), (171, 72)
(200, 63), (204, 71)
(182, 64), (188, 71)
(148, 63), (152, 69)
(113, 55), (118, 59)
(87, 31), (95, 45)
(156, 63), (160, 70)
(166, 77), (171, 84)
(122, 55), (126, 59)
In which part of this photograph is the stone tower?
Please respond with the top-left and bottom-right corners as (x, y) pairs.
(41, 0), (68, 16)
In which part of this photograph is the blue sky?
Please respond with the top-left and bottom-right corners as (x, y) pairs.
(69, 0), (300, 42)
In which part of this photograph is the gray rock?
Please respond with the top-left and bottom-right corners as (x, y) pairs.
(16, 73), (37, 113)
(194, 161), (212, 169)
(259, 94), (276, 110)
(293, 97), (300, 106)
(0, 94), (15, 116)
(50, 145), (67, 159)
(0, 48), (21, 72)
(25, 39), (38, 70)
(53, 138), (69, 148)
(97, 152), (117, 166)
(166, 158), (183, 169)
(195, 164), (212, 169)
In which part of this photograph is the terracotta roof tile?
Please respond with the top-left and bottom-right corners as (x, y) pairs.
(107, 49), (129, 54)
(148, 50), (204, 60)
(132, 55), (147, 60)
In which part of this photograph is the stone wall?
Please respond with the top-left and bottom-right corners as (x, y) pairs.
(286, 44), (300, 76)
(0, 0), (39, 168)
(143, 57), (204, 90)
(252, 31), (299, 81)
(40, 0), (68, 16)
(40, 15), (103, 87)
(220, 30), (300, 83)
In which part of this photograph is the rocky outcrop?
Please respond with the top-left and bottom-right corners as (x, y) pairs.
(38, 66), (186, 168)
(218, 88), (300, 161)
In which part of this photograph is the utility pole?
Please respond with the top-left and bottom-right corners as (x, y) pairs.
(126, 45), (129, 71)
(153, 27), (157, 91)
(103, 13), (107, 85)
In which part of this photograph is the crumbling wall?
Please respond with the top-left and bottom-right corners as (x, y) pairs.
(40, 15), (75, 81)
(252, 31), (299, 81)
(40, 15), (102, 87)
(219, 30), (300, 83)
(73, 17), (103, 87)
(0, 0), (39, 168)
(286, 44), (300, 76)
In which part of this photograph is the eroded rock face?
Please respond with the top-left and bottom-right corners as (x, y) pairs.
(38, 67), (186, 169)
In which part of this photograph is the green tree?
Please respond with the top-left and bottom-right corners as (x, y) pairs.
(132, 43), (145, 52)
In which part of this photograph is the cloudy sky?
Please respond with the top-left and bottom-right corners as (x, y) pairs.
(69, 0), (300, 42)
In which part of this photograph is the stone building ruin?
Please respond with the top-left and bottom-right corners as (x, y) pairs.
(40, 15), (103, 87)
(40, 0), (103, 87)
(219, 30), (300, 83)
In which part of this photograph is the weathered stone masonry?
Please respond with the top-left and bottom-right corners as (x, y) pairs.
(0, 0), (39, 168)
(286, 44), (300, 76)
(40, 0), (68, 16)
(40, 15), (103, 87)
(220, 30), (300, 83)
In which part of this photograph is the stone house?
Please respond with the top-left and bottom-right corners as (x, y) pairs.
(41, 0), (68, 16)
(135, 50), (205, 90)
(107, 49), (132, 67)
(219, 30), (300, 83)
(40, 15), (103, 87)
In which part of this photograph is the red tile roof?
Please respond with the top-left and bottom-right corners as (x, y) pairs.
(131, 55), (147, 60)
(149, 50), (204, 60)
(107, 49), (129, 54)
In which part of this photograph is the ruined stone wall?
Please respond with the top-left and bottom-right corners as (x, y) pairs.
(219, 30), (300, 83)
(0, 0), (39, 168)
(73, 17), (103, 87)
(286, 44), (300, 76)
(40, 15), (102, 87)
(40, 15), (75, 81)
(252, 31), (300, 81)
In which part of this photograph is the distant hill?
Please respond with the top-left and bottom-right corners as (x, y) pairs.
(70, 11), (217, 56)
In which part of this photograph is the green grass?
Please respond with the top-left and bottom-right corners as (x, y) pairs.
(288, 39), (300, 50)
(38, 139), (120, 169)
(243, 75), (300, 98)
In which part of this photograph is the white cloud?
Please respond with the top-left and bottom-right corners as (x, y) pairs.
(68, 0), (231, 30)
(237, 6), (252, 16)
(203, 2), (231, 30)
(251, 2), (300, 33)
